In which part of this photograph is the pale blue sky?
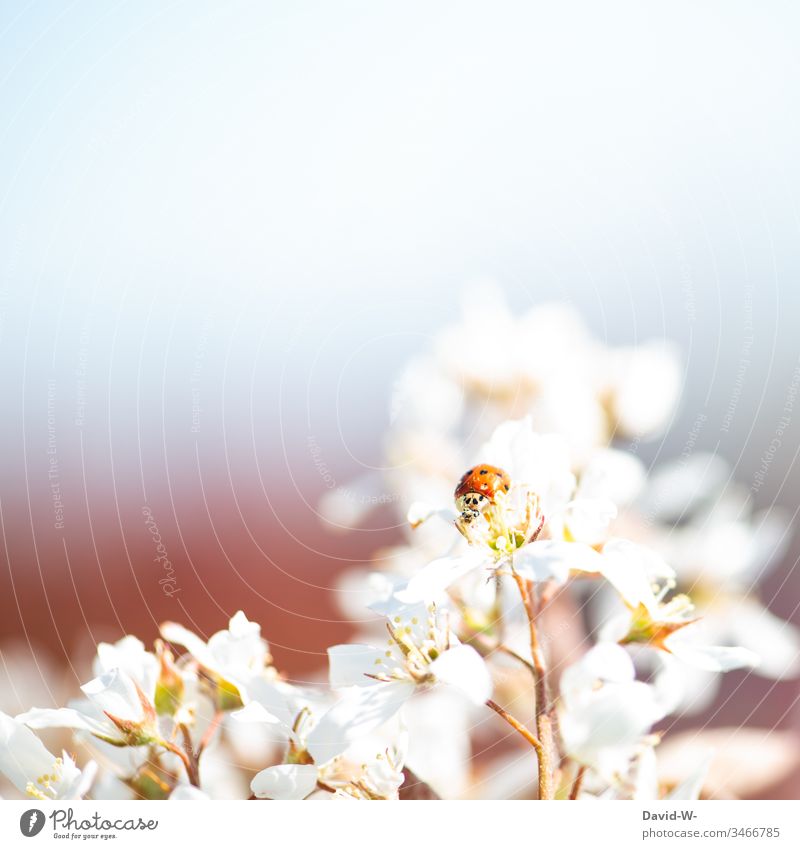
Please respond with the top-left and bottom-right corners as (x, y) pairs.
(1, 1), (800, 504)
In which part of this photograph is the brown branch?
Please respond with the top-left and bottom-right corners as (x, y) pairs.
(197, 710), (224, 758)
(485, 698), (543, 759)
(569, 765), (587, 800)
(510, 570), (556, 800)
(161, 738), (200, 788)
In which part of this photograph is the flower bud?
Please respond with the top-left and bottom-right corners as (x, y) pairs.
(154, 640), (185, 717)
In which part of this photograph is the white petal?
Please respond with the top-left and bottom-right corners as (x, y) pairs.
(608, 342), (681, 437)
(560, 681), (665, 779)
(726, 600), (800, 678)
(560, 643), (635, 705)
(327, 645), (383, 688)
(206, 618), (269, 684)
(241, 678), (296, 729)
(562, 498), (617, 545)
(632, 745), (659, 800)
(666, 751), (714, 800)
(162, 614), (268, 693)
(227, 610), (258, 638)
(81, 669), (144, 723)
(0, 711), (57, 793)
(93, 637), (159, 701)
(334, 568), (396, 620)
(577, 449), (647, 508)
(16, 707), (110, 738)
(160, 621), (213, 668)
(734, 506), (792, 582)
(407, 501), (457, 529)
(251, 764), (318, 800)
(597, 539), (673, 612)
(514, 540), (601, 585)
(487, 423), (577, 515)
(0, 715), (95, 799)
(429, 645), (492, 705)
(665, 637), (760, 672)
(396, 551), (487, 603)
(639, 452), (728, 524)
(230, 701), (282, 725)
(305, 682), (415, 765)
(653, 654), (721, 716)
(401, 689), (471, 799)
(597, 610), (632, 644)
(65, 756), (97, 800)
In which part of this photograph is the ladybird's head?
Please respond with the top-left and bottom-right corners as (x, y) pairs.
(456, 491), (490, 518)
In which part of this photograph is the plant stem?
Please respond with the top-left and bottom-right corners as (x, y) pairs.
(162, 738), (200, 787)
(485, 698), (543, 759)
(510, 570), (556, 800)
(569, 765), (587, 800)
(197, 710), (224, 758)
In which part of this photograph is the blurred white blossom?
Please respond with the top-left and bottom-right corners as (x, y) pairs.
(0, 712), (96, 800)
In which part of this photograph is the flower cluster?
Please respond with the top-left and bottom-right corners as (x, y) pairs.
(1, 293), (797, 801)
(0, 415), (783, 800)
(319, 292), (798, 798)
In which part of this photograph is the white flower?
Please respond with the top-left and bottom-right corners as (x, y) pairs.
(724, 598), (800, 678)
(407, 418), (616, 547)
(322, 291), (679, 535)
(328, 599), (492, 711)
(402, 533), (667, 620)
(395, 550), (489, 604)
(628, 742), (712, 801)
(558, 644), (666, 782)
(663, 751), (714, 801)
(521, 537), (674, 614)
(478, 419), (577, 515)
(251, 763), (320, 800)
(591, 539), (676, 614)
(514, 540), (603, 585)
(234, 678), (414, 797)
(160, 611), (272, 706)
(659, 627), (760, 673)
(93, 636), (159, 703)
(243, 695), (409, 799)
(575, 448), (647, 510)
(604, 342), (681, 438)
(609, 609), (760, 674)
(402, 419), (624, 604)
(400, 688), (473, 799)
(330, 732), (408, 800)
(640, 455), (799, 682)
(0, 711), (97, 799)
(17, 668), (159, 747)
(249, 730), (409, 802)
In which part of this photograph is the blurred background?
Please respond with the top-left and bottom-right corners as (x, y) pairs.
(1, 1), (799, 790)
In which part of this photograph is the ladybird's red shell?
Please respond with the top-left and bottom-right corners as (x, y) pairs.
(454, 464), (511, 503)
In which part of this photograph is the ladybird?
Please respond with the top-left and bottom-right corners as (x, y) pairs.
(454, 464), (511, 517)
